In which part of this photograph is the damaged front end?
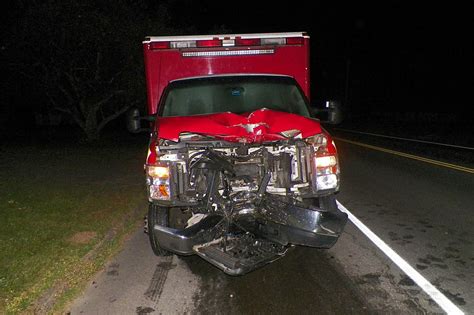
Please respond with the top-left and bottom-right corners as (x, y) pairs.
(144, 110), (347, 275)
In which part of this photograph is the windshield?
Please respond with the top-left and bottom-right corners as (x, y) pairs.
(159, 76), (310, 117)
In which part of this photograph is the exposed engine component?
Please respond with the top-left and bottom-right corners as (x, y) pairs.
(146, 144), (347, 275)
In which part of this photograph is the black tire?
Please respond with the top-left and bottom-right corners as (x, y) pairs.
(148, 204), (172, 256)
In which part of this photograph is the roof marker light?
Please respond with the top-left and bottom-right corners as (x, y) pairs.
(196, 39), (222, 47)
(286, 37), (304, 45)
(150, 42), (170, 50)
(235, 38), (261, 46)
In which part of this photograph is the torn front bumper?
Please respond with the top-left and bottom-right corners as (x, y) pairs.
(152, 215), (222, 255)
(256, 196), (348, 248)
(151, 195), (347, 274)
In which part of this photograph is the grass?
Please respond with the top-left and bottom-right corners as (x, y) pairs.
(0, 132), (148, 313)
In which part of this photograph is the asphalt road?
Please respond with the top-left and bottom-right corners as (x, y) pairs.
(70, 138), (473, 314)
(335, 138), (473, 313)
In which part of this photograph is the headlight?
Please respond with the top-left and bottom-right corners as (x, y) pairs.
(316, 174), (338, 191)
(146, 165), (171, 200)
(149, 183), (170, 200)
(147, 165), (169, 179)
(308, 133), (340, 191)
(315, 155), (337, 168)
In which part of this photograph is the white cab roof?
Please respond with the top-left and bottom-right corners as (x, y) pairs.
(144, 32), (309, 43)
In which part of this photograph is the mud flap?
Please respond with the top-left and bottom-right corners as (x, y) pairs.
(193, 234), (289, 276)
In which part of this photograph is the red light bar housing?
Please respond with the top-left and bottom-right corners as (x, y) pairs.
(150, 41), (170, 50)
(235, 38), (261, 46)
(196, 39), (222, 47)
(286, 37), (305, 45)
(146, 33), (308, 50)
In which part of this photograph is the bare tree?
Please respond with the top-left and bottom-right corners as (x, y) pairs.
(11, 0), (170, 141)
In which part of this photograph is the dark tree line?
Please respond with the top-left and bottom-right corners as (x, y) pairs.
(2, 0), (183, 141)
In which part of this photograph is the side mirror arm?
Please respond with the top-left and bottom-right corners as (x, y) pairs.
(310, 100), (343, 125)
(126, 108), (154, 133)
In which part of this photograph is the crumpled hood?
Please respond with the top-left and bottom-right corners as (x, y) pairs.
(156, 108), (322, 143)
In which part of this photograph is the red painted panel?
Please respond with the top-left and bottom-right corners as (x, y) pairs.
(155, 108), (321, 143)
(143, 38), (310, 115)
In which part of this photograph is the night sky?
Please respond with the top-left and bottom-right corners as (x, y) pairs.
(168, 1), (472, 114)
(0, 1), (472, 137)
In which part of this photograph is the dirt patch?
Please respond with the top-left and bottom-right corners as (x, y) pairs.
(68, 231), (97, 245)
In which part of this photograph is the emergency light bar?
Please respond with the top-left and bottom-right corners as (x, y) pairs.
(182, 49), (275, 57)
(146, 32), (307, 50)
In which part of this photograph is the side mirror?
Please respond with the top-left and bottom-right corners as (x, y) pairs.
(126, 108), (142, 133)
(312, 100), (343, 125)
(325, 100), (343, 125)
(126, 108), (155, 133)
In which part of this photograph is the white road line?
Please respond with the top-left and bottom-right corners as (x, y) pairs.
(333, 128), (474, 150)
(337, 200), (465, 315)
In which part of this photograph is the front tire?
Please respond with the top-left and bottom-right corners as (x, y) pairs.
(148, 204), (171, 256)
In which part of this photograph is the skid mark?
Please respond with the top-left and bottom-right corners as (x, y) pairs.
(144, 257), (173, 302)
